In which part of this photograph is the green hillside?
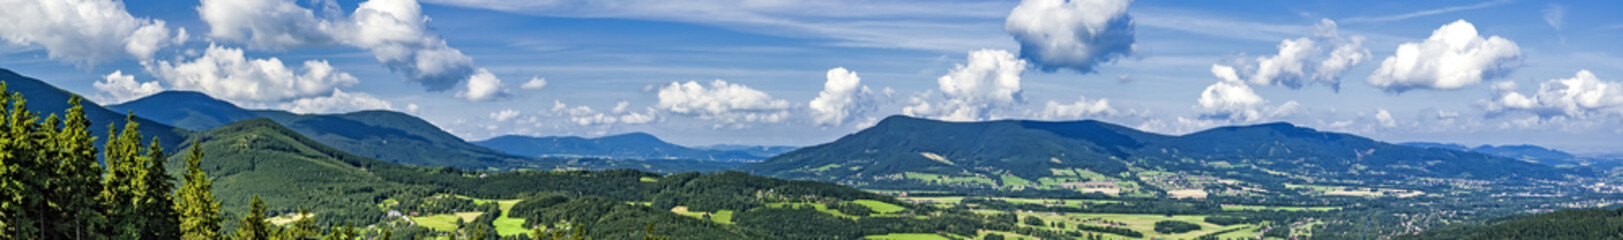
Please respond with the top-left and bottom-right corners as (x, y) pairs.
(744, 115), (1581, 197)
(174, 118), (417, 224)
(1398, 207), (1623, 240)
(475, 133), (767, 161)
(0, 68), (186, 150)
(107, 91), (260, 131)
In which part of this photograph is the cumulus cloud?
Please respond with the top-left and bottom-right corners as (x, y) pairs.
(1005, 0), (1135, 73)
(198, 0), (478, 91)
(552, 101), (658, 126)
(1197, 64), (1296, 121)
(456, 68), (508, 101)
(93, 70), (165, 104)
(1226, 19), (1369, 90)
(656, 79), (790, 127)
(278, 89), (395, 114)
(904, 49), (1027, 121)
(1375, 108), (1397, 127)
(1367, 20), (1521, 92)
(1483, 70), (1623, 119)
(521, 76), (548, 90)
(146, 44), (359, 103)
(489, 109), (520, 122)
(808, 67), (875, 126)
(1037, 96), (1114, 120)
(0, 0), (183, 64)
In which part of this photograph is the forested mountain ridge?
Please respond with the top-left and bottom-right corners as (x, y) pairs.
(744, 115), (1582, 197)
(0, 68), (186, 150)
(475, 133), (770, 161)
(107, 91), (259, 131)
(109, 90), (531, 169)
(1400, 141), (1586, 166)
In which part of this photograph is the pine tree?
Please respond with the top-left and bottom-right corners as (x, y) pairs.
(237, 194), (270, 240)
(53, 96), (106, 239)
(177, 140), (222, 240)
(100, 114), (149, 239)
(139, 138), (180, 239)
(290, 206), (318, 238)
(0, 84), (15, 240)
(1, 89), (46, 239)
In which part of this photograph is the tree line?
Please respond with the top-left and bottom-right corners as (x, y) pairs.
(0, 86), (370, 240)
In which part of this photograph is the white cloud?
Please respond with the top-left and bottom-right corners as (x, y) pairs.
(419, 0), (1015, 52)
(551, 100), (659, 126)
(1341, 0), (1513, 23)
(1037, 96), (1114, 120)
(1220, 19), (1368, 90)
(456, 68), (508, 101)
(1004, 0), (1134, 72)
(0, 0), (182, 64)
(1367, 20), (1521, 92)
(92, 70), (165, 104)
(198, 0), (477, 91)
(146, 44), (359, 103)
(1484, 70), (1623, 119)
(1543, 4), (1566, 30)
(489, 109), (520, 122)
(278, 89), (395, 114)
(1196, 64), (1297, 122)
(808, 67), (875, 126)
(656, 79), (790, 126)
(1375, 108), (1397, 127)
(521, 76), (548, 90)
(903, 49), (1027, 122)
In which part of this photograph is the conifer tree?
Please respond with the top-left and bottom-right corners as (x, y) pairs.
(140, 138), (180, 239)
(2, 90), (45, 239)
(99, 114), (146, 239)
(0, 84), (15, 240)
(237, 194), (270, 240)
(290, 206), (318, 238)
(53, 96), (106, 239)
(177, 140), (222, 240)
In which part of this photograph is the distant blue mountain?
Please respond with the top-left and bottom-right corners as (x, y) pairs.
(0, 68), (185, 150)
(111, 90), (527, 168)
(474, 133), (771, 161)
(696, 144), (799, 158)
(108, 91), (259, 130)
(1400, 142), (1578, 165)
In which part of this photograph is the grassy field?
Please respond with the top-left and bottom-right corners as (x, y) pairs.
(409, 212), (482, 232)
(864, 233), (952, 240)
(1222, 205), (1341, 211)
(990, 211), (1264, 239)
(671, 206), (736, 224)
(852, 199), (905, 214)
(903, 172), (996, 186)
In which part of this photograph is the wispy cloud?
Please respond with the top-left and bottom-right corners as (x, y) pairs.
(1341, 0), (1514, 23)
(420, 0), (1016, 52)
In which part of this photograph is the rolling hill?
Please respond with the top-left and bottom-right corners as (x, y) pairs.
(107, 91), (259, 131)
(0, 68), (186, 149)
(109, 90), (532, 169)
(474, 133), (770, 161)
(743, 115), (1580, 197)
(258, 110), (530, 169)
(1400, 142), (1580, 166)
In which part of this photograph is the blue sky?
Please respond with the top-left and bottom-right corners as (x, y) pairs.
(4, 0), (1623, 153)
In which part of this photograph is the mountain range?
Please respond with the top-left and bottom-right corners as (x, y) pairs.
(0, 69), (186, 150)
(1398, 142), (1585, 166)
(104, 88), (786, 169)
(474, 133), (785, 161)
(742, 116), (1583, 197)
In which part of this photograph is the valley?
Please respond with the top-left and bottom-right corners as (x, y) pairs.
(4, 68), (1623, 239)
